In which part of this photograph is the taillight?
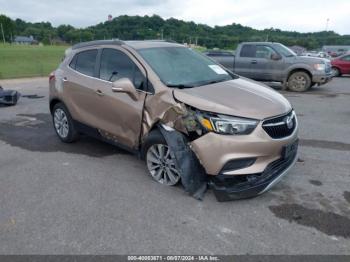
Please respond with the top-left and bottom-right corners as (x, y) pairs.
(49, 71), (55, 81)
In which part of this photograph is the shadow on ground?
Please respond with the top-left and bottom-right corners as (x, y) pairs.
(269, 203), (350, 239)
(0, 113), (127, 157)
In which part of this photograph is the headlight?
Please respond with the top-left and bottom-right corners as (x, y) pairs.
(314, 63), (326, 71)
(198, 113), (258, 135)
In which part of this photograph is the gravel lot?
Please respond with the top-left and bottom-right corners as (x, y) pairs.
(0, 77), (349, 254)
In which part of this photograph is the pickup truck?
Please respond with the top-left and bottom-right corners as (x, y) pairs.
(204, 42), (333, 92)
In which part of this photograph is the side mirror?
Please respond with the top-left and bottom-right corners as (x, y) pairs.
(271, 53), (282, 60)
(112, 78), (139, 101)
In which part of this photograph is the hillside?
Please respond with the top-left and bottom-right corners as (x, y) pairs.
(1, 14), (350, 49)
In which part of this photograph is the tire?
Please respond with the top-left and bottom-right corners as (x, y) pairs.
(331, 67), (341, 77)
(287, 71), (311, 92)
(142, 129), (181, 186)
(52, 102), (79, 143)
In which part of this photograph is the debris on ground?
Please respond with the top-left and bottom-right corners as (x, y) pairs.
(0, 86), (21, 106)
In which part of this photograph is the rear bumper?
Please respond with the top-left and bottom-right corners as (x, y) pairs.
(312, 73), (333, 85)
(209, 144), (298, 202)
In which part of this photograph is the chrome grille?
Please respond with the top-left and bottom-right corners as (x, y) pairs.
(262, 111), (296, 139)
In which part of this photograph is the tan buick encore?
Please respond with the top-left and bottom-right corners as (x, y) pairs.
(49, 40), (298, 201)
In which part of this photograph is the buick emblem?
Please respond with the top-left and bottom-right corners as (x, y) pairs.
(285, 115), (294, 129)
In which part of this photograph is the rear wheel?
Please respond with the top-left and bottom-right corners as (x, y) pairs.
(52, 103), (79, 143)
(143, 130), (181, 186)
(287, 71), (311, 92)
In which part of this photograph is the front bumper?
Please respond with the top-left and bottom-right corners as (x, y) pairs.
(209, 144), (298, 201)
(312, 72), (333, 85)
(190, 121), (298, 176)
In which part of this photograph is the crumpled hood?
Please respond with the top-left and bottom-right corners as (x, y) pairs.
(173, 78), (291, 120)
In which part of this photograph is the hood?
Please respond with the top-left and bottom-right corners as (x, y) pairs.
(296, 55), (329, 64)
(173, 78), (291, 120)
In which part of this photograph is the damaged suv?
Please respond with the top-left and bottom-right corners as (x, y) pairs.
(49, 40), (298, 201)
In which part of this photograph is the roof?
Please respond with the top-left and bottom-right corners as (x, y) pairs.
(71, 39), (182, 50)
(124, 40), (182, 49)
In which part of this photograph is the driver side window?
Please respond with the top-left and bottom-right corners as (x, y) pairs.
(99, 48), (146, 90)
(256, 46), (276, 59)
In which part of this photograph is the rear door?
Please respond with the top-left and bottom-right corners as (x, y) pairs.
(63, 48), (100, 125)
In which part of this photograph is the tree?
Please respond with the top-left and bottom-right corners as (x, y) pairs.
(0, 15), (15, 42)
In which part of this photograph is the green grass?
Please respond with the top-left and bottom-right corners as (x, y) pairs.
(0, 44), (67, 79)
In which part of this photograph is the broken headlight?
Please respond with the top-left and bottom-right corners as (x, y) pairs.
(198, 114), (258, 135)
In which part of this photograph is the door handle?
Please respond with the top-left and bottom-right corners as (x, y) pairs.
(95, 90), (104, 96)
(62, 77), (68, 82)
(111, 87), (123, 92)
(251, 60), (257, 64)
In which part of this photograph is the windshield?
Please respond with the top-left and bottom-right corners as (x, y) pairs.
(138, 47), (236, 88)
(273, 43), (296, 57)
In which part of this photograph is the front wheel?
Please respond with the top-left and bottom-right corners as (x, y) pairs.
(143, 130), (181, 186)
(287, 71), (311, 92)
(331, 67), (341, 77)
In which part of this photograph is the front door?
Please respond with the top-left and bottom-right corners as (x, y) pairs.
(91, 48), (148, 149)
(251, 45), (284, 81)
(340, 55), (350, 74)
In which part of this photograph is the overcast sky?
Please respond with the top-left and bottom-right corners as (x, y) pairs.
(1, 0), (349, 34)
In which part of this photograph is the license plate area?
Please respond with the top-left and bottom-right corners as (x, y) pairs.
(282, 139), (298, 159)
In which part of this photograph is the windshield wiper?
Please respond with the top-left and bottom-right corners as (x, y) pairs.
(166, 84), (194, 89)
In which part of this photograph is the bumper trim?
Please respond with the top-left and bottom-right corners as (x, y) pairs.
(259, 152), (298, 194)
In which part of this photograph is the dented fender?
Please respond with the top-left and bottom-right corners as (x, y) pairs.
(141, 89), (188, 140)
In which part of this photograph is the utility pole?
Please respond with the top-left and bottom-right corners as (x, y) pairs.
(325, 18), (330, 31)
(0, 23), (5, 44)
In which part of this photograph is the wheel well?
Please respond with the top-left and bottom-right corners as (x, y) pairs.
(287, 69), (312, 81)
(331, 66), (341, 72)
(49, 99), (61, 113)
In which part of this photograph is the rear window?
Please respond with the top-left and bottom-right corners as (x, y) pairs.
(71, 50), (97, 77)
(240, 45), (256, 58)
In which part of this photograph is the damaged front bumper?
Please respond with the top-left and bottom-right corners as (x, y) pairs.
(209, 146), (298, 202)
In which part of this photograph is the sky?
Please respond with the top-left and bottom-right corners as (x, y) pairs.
(1, 0), (350, 35)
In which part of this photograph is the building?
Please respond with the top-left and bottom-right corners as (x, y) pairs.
(14, 36), (38, 45)
(322, 45), (350, 56)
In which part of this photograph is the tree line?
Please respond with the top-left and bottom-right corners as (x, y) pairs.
(1, 14), (350, 50)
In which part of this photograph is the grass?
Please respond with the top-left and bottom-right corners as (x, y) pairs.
(0, 44), (67, 79)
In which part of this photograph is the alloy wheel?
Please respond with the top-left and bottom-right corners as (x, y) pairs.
(54, 108), (69, 138)
(146, 144), (181, 186)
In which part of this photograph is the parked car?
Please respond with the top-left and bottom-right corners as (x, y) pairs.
(331, 53), (350, 76)
(302, 51), (331, 59)
(49, 40), (298, 201)
(205, 42), (333, 92)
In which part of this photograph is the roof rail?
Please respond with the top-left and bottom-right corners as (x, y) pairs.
(128, 39), (177, 43)
(72, 39), (124, 50)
